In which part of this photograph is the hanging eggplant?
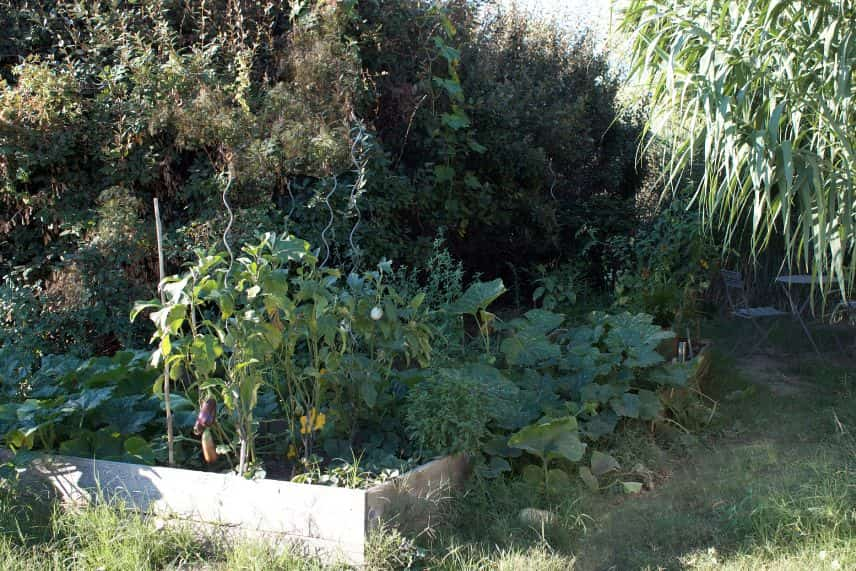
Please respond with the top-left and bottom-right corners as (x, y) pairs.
(193, 398), (217, 435)
(201, 428), (218, 464)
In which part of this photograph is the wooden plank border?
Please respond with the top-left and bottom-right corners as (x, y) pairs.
(3, 452), (472, 566)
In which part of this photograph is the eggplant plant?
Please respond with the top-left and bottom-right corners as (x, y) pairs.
(132, 233), (434, 476)
(133, 233), (322, 475)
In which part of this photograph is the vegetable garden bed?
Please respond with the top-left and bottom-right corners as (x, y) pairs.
(4, 451), (470, 566)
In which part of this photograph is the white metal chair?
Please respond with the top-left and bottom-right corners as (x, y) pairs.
(721, 270), (789, 353)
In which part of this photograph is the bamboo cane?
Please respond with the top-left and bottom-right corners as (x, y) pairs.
(154, 198), (175, 466)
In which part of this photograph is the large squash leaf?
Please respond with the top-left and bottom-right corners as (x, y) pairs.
(501, 310), (565, 367)
(446, 279), (506, 315)
(508, 416), (586, 462)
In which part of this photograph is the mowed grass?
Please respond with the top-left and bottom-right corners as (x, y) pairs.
(1, 320), (854, 570)
(417, 319), (856, 570)
(568, 349), (856, 570)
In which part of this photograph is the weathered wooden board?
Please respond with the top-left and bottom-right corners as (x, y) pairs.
(366, 454), (471, 532)
(14, 453), (366, 565)
(3, 451), (472, 566)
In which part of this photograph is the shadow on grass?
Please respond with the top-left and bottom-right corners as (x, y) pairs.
(570, 325), (856, 570)
(414, 320), (856, 571)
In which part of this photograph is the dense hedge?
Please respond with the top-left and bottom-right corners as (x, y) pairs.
(0, 0), (646, 356)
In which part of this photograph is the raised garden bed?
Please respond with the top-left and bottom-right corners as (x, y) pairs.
(5, 451), (471, 566)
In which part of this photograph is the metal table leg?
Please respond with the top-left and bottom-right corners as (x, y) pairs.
(780, 284), (821, 354)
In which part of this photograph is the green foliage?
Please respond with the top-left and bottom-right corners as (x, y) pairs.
(351, 1), (646, 280)
(446, 278), (506, 316)
(562, 311), (686, 438)
(0, 0), (648, 360)
(500, 309), (564, 368)
(446, 278), (507, 357)
(614, 198), (716, 330)
(477, 307), (700, 494)
(390, 232), (467, 355)
(0, 351), (167, 464)
(132, 232), (433, 475)
(532, 264), (579, 312)
(508, 415), (586, 495)
(621, 0), (856, 293)
(392, 232), (465, 312)
(0, 1), (718, 492)
(508, 415), (586, 464)
(405, 367), (498, 457)
(0, 0), (364, 357)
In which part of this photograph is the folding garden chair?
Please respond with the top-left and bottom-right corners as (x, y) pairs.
(721, 270), (789, 353)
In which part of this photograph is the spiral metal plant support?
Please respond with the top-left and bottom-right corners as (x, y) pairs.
(221, 170), (235, 287)
(548, 158), (557, 201)
(218, 167), (247, 474)
(347, 116), (372, 271)
(319, 175), (337, 268)
(283, 177), (296, 233)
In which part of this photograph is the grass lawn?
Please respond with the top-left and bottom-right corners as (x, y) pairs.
(1, 319), (854, 570)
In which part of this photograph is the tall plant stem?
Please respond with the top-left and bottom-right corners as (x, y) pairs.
(238, 424), (248, 476)
(154, 198), (175, 466)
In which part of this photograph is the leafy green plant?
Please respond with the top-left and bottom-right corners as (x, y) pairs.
(484, 308), (701, 493)
(133, 233), (317, 475)
(508, 415), (586, 495)
(392, 232), (465, 312)
(500, 309), (565, 368)
(562, 312), (685, 436)
(133, 232), (433, 476)
(0, 351), (169, 464)
(531, 264), (578, 312)
(446, 278), (507, 358)
(614, 198), (715, 332)
(405, 364), (518, 457)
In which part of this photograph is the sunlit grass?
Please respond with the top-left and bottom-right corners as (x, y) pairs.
(0, 485), (329, 570)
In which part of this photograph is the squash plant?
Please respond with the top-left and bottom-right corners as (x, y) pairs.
(0, 351), (170, 464)
(508, 415), (586, 495)
(445, 278), (507, 358)
(470, 306), (701, 491)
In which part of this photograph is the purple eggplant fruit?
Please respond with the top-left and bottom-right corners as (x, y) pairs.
(193, 398), (217, 436)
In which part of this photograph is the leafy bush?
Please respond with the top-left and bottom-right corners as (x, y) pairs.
(356, 2), (646, 280)
(405, 368), (494, 457)
(614, 198), (716, 330)
(0, 1), (647, 357)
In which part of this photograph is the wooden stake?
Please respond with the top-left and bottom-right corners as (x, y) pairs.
(154, 198), (175, 466)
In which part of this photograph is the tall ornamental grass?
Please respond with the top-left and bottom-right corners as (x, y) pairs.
(620, 0), (856, 293)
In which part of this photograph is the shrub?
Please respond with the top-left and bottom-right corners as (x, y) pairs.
(405, 368), (494, 456)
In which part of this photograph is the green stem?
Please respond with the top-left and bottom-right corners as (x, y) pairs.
(543, 457), (549, 496)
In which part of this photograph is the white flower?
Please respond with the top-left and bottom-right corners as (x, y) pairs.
(370, 306), (383, 320)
